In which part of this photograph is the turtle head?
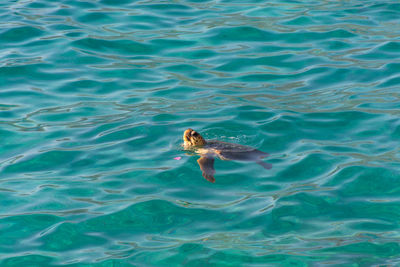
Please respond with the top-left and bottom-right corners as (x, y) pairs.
(183, 128), (206, 147)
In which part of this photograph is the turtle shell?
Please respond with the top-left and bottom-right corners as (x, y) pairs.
(205, 140), (269, 160)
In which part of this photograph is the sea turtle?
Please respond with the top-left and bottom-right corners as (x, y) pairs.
(183, 128), (271, 183)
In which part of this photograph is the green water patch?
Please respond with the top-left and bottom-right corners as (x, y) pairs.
(0, 26), (45, 44)
(337, 167), (400, 197)
(0, 214), (61, 253)
(167, 49), (217, 60)
(315, 242), (400, 265)
(215, 55), (294, 72)
(36, 200), (231, 253)
(206, 26), (280, 44)
(77, 12), (115, 25)
(3, 150), (82, 173)
(41, 221), (108, 252)
(1, 255), (56, 267)
(72, 38), (156, 56)
(276, 153), (336, 182)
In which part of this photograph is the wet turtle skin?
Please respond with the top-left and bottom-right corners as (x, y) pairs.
(183, 128), (271, 183)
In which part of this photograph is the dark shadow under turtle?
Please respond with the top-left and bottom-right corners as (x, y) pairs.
(183, 128), (271, 183)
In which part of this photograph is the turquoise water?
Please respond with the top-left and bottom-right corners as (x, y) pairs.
(1, 0), (400, 265)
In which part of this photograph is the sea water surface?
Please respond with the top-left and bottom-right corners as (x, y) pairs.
(1, 0), (400, 266)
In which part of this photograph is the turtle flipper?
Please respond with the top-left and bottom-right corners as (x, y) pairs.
(218, 150), (268, 161)
(217, 151), (272, 170)
(197, 156), (215, 183)
(257, 161), (272, 170)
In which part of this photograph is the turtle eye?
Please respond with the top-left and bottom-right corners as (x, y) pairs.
(191, 131), (198, 137)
